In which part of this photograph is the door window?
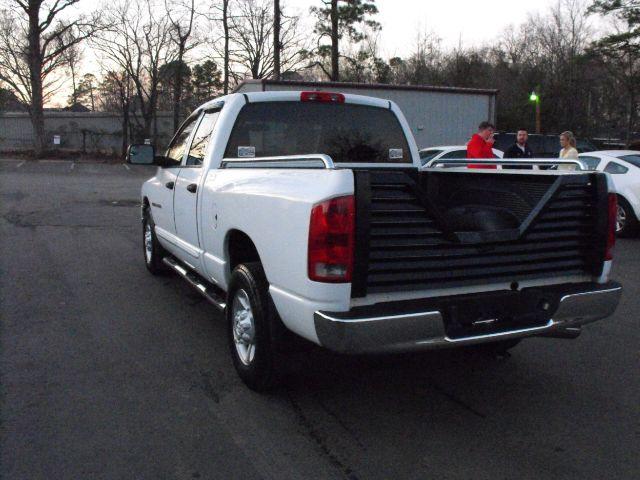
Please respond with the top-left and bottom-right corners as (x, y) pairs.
(185, 110), (220, 166)
(604, 161), (628, 174)
(165, 116), (198, 166)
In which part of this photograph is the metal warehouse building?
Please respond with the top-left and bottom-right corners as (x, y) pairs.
(235, 79), (498, 149)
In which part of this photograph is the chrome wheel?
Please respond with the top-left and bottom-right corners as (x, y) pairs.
(231, 289), (256, 366)
(144, 222), (153, 264)
(616, 204), (627, 233)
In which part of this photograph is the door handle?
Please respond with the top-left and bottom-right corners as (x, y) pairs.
(186, 183), (197, 193)
(165, 181), (174, 190)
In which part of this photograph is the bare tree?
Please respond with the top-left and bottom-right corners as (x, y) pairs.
(92, 0), (176, 145)
(227, 0), (307, 80)
(206, 0), (231, 94)
(165, 0), (197, 131)
(0, 0), (99, 155)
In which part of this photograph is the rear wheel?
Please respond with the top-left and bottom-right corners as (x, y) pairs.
(227, 262), (283, 391)
(616, 196), (638, 237)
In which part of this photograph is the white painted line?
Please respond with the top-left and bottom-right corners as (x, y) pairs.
(123, 163), (131, 171)
(16, 161), (25, 168)
(70, 162), (75, 170)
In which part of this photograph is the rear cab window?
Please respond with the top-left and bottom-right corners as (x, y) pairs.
(224, 101), (411, 164)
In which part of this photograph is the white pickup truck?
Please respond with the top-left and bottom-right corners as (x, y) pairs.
(130, 90), (622, 391)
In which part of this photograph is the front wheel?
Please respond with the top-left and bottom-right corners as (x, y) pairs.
(142, 210), (167, 275)
(227, 262), (283, 391)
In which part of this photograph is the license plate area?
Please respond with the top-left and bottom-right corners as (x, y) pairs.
(442, 289), (557, 339)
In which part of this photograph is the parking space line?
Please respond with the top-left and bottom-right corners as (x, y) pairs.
(70, 162), (75, 171)
(16, 161), (25, 168)
(123, 163), (131, 171)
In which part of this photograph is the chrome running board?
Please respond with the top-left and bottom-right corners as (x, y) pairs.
(162, 256), (227, 311)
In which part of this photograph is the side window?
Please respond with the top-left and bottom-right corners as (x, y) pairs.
(165, 116), (198, 166)
(441, 149), (467, 159)
(185, 110), (220, 166)
(579, 156), (601, 170)
(604, 161), (628, 174)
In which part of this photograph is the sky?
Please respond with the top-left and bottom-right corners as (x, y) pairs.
(49, 0), (599, 106)
(286, 0), (569, 54)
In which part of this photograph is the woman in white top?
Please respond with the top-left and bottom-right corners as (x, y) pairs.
(558, 131), (579, 170)
(559, 131), (579, 159)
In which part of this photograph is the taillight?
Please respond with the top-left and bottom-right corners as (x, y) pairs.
(308, 195), (355, 283)
(606, 193), (617, 261)
(300, 91), (345, 103)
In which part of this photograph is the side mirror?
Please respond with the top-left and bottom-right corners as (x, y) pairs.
(127, 144), (155, 165)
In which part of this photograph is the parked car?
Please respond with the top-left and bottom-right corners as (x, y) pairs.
(579, 150), (640, 236)
(493, 133), (597, 158)
(131, 90), (621, 391)
(419, 145), (503, 166)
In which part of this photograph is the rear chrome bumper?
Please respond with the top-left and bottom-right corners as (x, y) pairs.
(314, 282), (622, 354)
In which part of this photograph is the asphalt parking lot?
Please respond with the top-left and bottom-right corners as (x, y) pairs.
(1, 159), (638, 480)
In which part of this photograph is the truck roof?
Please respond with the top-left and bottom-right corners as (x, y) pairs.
(196, 90), (394, 113)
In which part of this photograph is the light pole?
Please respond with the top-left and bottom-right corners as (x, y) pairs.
(529, 90), (541, 134)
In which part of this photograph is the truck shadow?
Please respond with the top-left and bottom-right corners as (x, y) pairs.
(274, 337), (624, 477)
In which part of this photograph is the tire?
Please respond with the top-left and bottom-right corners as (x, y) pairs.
(227, 262), (283, 391)
(616, 196), (639, 238)
(142, 209), (167, 275)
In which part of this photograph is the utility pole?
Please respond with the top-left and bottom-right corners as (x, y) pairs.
(273, 0), (281, 80)
(330, 0), (339, 81)
(222, 0), (230, 94)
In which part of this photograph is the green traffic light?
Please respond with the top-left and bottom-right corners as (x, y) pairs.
(530, 92), (539, 102)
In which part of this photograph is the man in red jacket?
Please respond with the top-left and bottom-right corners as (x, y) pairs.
(467, 121), (497, 169)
